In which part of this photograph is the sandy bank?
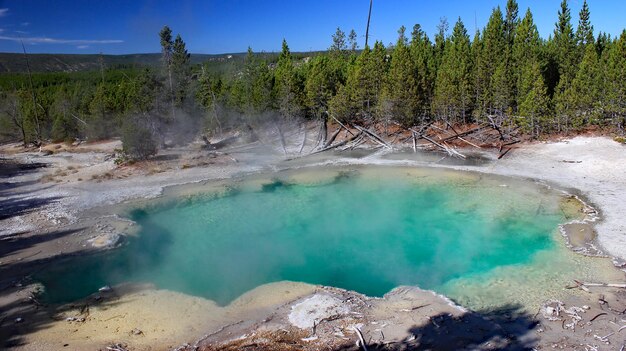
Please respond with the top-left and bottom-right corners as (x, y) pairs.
(473, 137), (626, 263)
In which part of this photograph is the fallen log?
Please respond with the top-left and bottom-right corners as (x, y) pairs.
(323, 127), (342, 149)
(443, 141), (466, 158)
(310, 131), (363, 155)
(408, 127), (466, 158)
(441, 125), (491, 143)
(331, 115), (355, 136)
(354, 125), (392, 149)
(499, 139), (521, 152)
(347, 135), (366, 150)
(457, 136), (482, 148)
(575, 280), (626, 289)
(202, 135), (239, 150)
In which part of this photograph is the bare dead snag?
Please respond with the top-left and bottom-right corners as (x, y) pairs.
(323, 127), (342, 149)
(298, 126), (307, 154)
(274, 122), (287, 155)
(486, 115), (505, 141)
(320, 118), (328, 147)
(445, 121), (461, 135)
(498, 147), (512, 160)
(352, 326), (368, 351)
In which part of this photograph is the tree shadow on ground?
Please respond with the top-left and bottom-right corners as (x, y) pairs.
(0, 228), (82, 257)
(0, 158), (55, 222)
(0, 159), (47, 179)
(0, 195), (63, 221)
(0, 221), (175, 349)
(334, 304), (537, 351)
(0, 274), (142, 349)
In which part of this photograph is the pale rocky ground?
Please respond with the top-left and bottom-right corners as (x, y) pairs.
(1, 132), (625, 350)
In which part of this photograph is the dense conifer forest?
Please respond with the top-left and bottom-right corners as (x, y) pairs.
(1, 0), (624, 158)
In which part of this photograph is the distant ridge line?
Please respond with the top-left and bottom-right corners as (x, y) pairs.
(0, 51), (326, 73)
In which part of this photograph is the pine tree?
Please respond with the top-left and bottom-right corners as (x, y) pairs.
(328, 83), (353, 123)
(432, 18), (473, 123)
(330, 27), (348, 54)
(274, 39), (303, 119)
(332, 41), (388, 122)
(504, 0), (519, 46)
(518, 60), (550, 136)
(350, 42), (388, 120)
(554, 0), (576, 81)
(512, 9), (541, 109)
(503, 0), (519, 113)
(433, 17), (449, 70)
(348, 29), (359, 52)
(604, 31), (626, 130)
(595, 32), (610, 57)
(159, 25), (175, 119)
(131, 68), (161, 114)
(552, 0), (577, 131)
(381, 26), (418, 126)
(171, 34), (190, 106)
(476, 6), (506, 118)
(251, 57), (273, 114)
(575, 0), (594, 48)
(51, 88), (78, 141)
(196, 69), (225, 131)
(470, 30), (483, 117)
(557, 43), (600, 129)
(410, 24), (436, 119)
(491, 61), (510, 116)
(305, 55), (340, 120)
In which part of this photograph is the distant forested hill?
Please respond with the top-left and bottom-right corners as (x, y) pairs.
(0, 53), (243, 72)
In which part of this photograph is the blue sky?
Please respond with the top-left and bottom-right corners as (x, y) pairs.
(0, 0), (624, 55)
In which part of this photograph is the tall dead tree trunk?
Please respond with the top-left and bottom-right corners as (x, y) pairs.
(365, 0), (373, 48)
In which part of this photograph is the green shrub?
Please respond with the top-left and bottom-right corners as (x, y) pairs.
(121, 117), (158, 160)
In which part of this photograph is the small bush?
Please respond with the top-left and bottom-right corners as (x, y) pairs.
(121, 116), (158, 161)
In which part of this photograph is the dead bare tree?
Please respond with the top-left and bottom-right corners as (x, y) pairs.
(365, 0), (373, 48)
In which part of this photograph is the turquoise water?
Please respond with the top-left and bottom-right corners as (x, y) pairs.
(37, 167), (570, 307)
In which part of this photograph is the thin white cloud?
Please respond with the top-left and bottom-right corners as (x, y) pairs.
(76, 45), (89, 49)
(0, 35), (123, 45)
(0, 9), (8, 17)
(21, 22), (30, 27)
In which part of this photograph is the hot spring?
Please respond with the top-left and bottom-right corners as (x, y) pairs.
(36, 166), (619, 310)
